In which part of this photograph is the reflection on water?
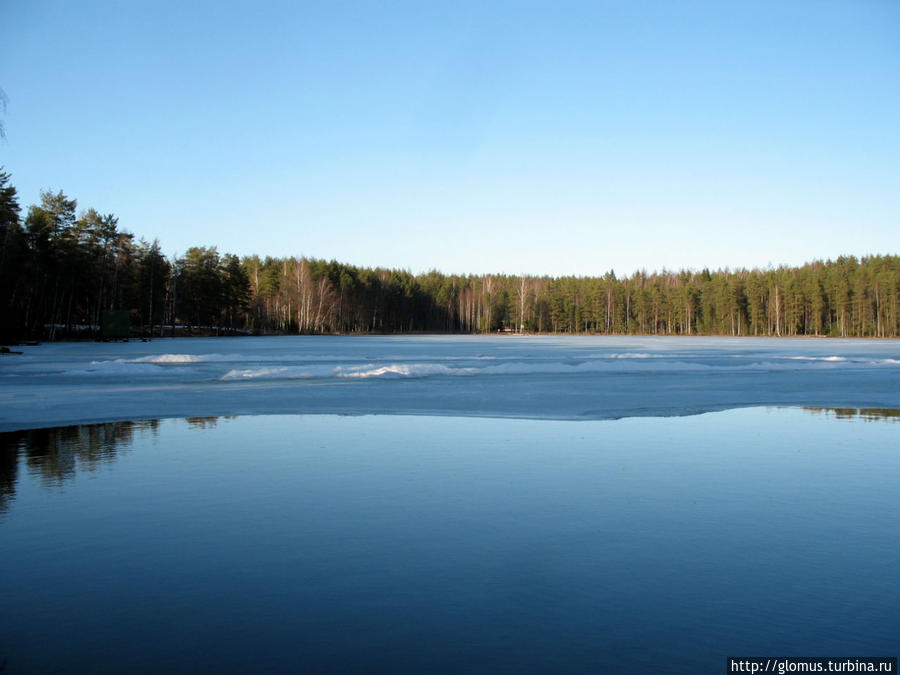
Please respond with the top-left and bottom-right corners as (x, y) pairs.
(0, 446), (15, 515)
(185, 416), (234, 429)
(2, 408), (898, 514)
(0, 417), (242, 513)
(1, 408), (898, 673)
(802, 406), (900, 422)
(0, 421), (157, 512)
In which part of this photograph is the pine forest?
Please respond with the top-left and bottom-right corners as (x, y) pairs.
(1, 173), (898, 342)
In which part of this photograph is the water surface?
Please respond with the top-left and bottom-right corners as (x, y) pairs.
(1, 408), (897, 673)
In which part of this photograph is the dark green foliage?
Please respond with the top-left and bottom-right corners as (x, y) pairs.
(0, 168), (24, 343)
(101, 310), (130, 339)
(0, 171), (898, 340)
(138, 240), (169, 334)
(242, 256), (900, 337)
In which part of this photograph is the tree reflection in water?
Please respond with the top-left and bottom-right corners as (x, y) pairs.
(0, 420), (161, 513)
(1, 408), (896, 514)
(0, 441), (16, 514)
(801, 407), (900, 422)
(0, 416), (238, 513)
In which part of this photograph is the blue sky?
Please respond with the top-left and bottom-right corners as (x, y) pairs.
(1, 0), (898, 276)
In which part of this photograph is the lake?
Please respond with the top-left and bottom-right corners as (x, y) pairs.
(1, 336), (898, 672)
(1, 407), (898, 673)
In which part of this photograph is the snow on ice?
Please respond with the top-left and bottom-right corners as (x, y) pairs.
(1, 335), (899, 430)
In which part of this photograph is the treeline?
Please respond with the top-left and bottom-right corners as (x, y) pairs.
(243, 254), (899, 337)
(0, 171), (250, 342)
(1, 170), (899, 341)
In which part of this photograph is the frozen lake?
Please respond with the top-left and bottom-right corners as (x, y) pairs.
(1, 335), (899, 430)
(1, 408), (898, 673)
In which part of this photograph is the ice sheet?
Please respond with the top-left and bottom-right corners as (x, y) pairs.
(1, 335), (899, 430)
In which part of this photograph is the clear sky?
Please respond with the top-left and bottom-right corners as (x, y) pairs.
(1, 0), (898, 277)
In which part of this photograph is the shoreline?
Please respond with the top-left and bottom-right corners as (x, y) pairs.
(3, 404), (900, 435)
(5, 331), (900, 346)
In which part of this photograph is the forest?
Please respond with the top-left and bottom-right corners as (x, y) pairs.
(1, 171), (899, 342)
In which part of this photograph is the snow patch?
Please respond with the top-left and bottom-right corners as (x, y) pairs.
(127, 354), (216, 364)
(221, 365), (339, 380)
(785, 356), (847, 362)
(219, 359), (708, 381)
